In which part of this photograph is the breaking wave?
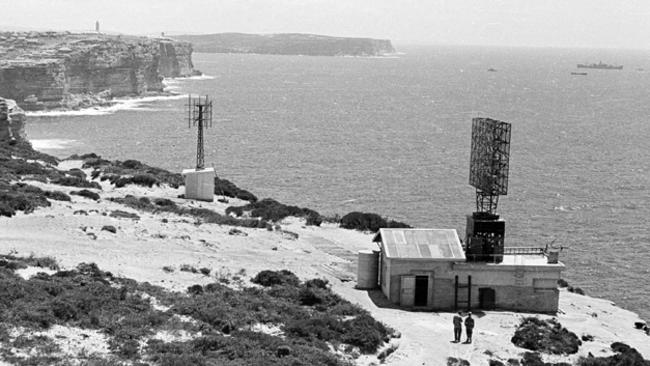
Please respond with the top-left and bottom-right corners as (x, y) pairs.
(30, 139), (77, 150)
(25, 94), (188, 117)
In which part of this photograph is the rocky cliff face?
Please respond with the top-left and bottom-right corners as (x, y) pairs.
(0, 32), (196, 111)
(173, 33), (396, 56)
(157, 40), (194, 78)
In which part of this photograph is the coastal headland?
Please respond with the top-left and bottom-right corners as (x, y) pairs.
(0, 28), (649, 366)
(1, 104), (650, 365)
(0, 31), (198, 111)
(171, 32), (396, 56)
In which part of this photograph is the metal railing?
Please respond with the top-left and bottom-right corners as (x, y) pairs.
(503, 247), (546, 255)
(464, 247), (547, 263)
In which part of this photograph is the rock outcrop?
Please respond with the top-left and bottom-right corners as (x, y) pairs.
(0, 97), (25, 143)
(0, 32), (198, 111)
(172, 33), (396, 56)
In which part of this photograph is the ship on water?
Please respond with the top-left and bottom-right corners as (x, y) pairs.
(577, 61), (623, 70)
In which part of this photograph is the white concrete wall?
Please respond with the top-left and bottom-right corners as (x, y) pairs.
(182, 167), (215, 202)
(381, 254), (563, 312)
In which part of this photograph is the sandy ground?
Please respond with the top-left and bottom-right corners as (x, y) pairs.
(1, 166), (649, 365)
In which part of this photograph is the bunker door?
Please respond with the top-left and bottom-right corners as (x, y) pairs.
(400, 275), (416, 307)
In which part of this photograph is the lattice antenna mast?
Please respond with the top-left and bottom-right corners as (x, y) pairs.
(469, 118), (511, 214)
(187, 95), (213, 170)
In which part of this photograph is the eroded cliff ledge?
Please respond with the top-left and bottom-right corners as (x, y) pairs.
(0, 31), (198, 111)
(172, 33), (396, 56)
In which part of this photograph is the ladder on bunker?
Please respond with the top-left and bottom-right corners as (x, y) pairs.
(454, 275), (472, 311)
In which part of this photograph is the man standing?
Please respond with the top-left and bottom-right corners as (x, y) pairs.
(464, 312), (475, 343)
(452, 312), (463, 342)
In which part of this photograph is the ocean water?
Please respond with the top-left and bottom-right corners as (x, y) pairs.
(26, 45), (650, 320)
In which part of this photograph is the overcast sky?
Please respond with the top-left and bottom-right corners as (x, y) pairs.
(2, 0), (649, 49)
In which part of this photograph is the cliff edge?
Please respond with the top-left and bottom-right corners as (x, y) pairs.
(172, 32), (396, 56)
(0, 31), (198, 111)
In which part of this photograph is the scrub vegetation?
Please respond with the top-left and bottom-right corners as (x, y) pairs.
(0, 258), (393, 365)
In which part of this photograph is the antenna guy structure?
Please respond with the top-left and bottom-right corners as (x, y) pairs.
(188, 94), (213, 170)
(465, 117), (512, 263)
(181, 94), (215, 202)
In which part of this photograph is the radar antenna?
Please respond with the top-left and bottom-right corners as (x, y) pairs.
(181, 94), (216, 202)
(465, 117), (512, 263)
(187, 94), (213, 170)
(469, 117), (511, 214)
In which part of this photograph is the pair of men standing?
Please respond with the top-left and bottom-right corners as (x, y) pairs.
(452, 311), (474, 343)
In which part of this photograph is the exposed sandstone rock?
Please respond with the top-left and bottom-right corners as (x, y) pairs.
(0, 97), (25, 142)
(0, 32), (197, 111)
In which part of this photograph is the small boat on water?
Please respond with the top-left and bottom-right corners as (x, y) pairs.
(571, 72), (588, 76)
(577, 61), (622, 70)
(487, 68), (497, 72)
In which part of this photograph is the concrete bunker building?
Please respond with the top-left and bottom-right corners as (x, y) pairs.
(357, 118), (564, 313)
(367, 228), (563, 312)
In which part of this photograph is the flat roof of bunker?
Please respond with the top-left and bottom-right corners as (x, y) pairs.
(373, 228), (466, 261)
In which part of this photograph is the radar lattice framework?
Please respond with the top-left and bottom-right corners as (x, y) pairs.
(181, 95), (215, 202)
(465, 117), (512, 263)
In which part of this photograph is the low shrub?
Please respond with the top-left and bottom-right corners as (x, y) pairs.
(187, 284), (204, 295)
(66, 153), (101, 160)
(153, 198), (175, 207)
(66, 169), (87, 180)
(0, 254), (58, 270)
(114, 174), (160, 188)
(180, 264), (198, 274)
(70, 189), (100, 201)
(284, 316), (343, 346)
(511, 317), (581, 355)
(0, 158), (63, 183)
(110, 195), (268, 229)
(1, 139), (58, 164)
(44, 190), (71, 201)
(85, 157), (183, 188)
(306, 213), (323, 226)
(341, 314), (390, 353)
(121, 160), (144, 170)
(304, 278), (329, 289)
(251, 270), (300, 287)
(215, 176), (257, 202)
(339, 211), (411, 232)
(0, 259), (392, 363)
(101, 225), (117, 234)
(51, 176), (101, 190)
(228, 228), (247, 236)
(577, 342), (650, 366)
(0, 183), (52, 216)
(0, 183), (72, 215)
(226, 198), (321, 223)
(447, 357), (471, 366)
(109, 210), (140, 220)
(0, 201), (14, 217)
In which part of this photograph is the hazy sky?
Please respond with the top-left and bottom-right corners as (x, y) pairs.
(2, 0), (650, 49)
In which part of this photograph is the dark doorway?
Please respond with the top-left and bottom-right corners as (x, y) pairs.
(479, 288), (496, 309)
(414, 276), (428, 306)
